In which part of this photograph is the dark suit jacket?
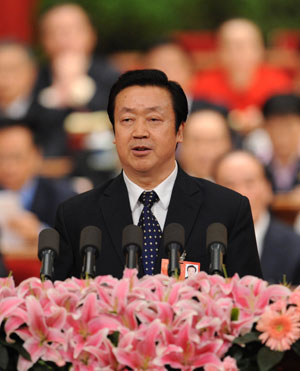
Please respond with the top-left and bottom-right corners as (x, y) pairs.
(0, 100), (70, 157)
(265, 159), (300, 193)
(53, 167), (262, 280)
(0, 256), (8, 277)
(261, 217), (300, 285)
(30, 177), (77, 227)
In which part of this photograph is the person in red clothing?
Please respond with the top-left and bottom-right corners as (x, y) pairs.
(191, 18), (292, 134)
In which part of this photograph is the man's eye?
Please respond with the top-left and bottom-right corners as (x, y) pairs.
(122, 118), (132, 122)
(149, 117), (160, 122)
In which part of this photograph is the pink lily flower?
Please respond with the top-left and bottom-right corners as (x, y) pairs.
(114, 319), (166, 370)
(159, 321), (223, 370)
(0, 296), (24, 327)
(16, 295), (67, 370)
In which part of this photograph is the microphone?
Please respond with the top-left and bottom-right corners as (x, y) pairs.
(122, 224), (143, 269)
(163, 223), (185, 277)
(80, 226), (102, 279)
(38, 228), (60, 281)
(206, 223), (227, 276)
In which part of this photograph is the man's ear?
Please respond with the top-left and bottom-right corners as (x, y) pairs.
(176, 122), (185, 143)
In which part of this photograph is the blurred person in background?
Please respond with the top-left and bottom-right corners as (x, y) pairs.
(143, 40), (216, 114)
(191, 18), (292, 135)
(178, 105), (232, 180)
(143, 41), (195, 109)
(0, 41), (36, 120)
(262, 94), (300, 194)
(36, 2), (119, 111)
(0, 123), (76, 249)
(36, 3), (120, 185)
(0, 40), (69, 158)
(214, 150), (300, 285)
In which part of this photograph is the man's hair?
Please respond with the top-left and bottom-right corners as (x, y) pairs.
(107, 69), (188, 132)
(0, 39), (36, 62)
(191, 100), (229, 119)
(38, 2), (95, 28)
(262, 94), (300, 119)
(212, 149), (271, 183)
(0, 119), (41, 149)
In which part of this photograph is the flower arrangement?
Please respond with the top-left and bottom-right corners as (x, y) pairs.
(0, 270), (299, 371)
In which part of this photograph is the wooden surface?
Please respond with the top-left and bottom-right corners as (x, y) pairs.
(271, 194), (300, 225)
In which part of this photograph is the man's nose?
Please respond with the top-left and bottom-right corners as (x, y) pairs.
(132, 119), (149, 138)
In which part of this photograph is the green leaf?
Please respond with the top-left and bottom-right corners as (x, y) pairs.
(6, 340), (31, 361)
(233, 331), (260, 345)
(231, 307), (240, 321)
(257, 346), (284, 371)
(0, 344), (9, 369)
(292, 339), (300, 356)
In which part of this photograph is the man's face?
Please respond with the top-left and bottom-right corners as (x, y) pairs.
(187, 266), (196, 277)
(40, 5), (96, 59)
(180, 110), (231, 179)
(0, 127), (41, 191)
(218, 20), (263, 74)
(113, 85), (183, 183)
(0, 46), (36, 105)
(215, 153), (272, 223)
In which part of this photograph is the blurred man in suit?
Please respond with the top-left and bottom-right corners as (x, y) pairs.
(178, 107), (232, 180)
(191, 18), (292, 135)
(214, 150), (300, 285)
(53, 69), (261, 280)
(262, 94), (300, 193)
(37, 3), (119, 111)
(0, 124), (76, 249)
(0, 40), (69, 157)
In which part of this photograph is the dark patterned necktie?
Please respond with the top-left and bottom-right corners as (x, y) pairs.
(138, 191), (162, 275)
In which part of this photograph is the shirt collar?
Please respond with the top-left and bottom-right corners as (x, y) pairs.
(3, 96), (32, 119)
(123, 162), (178, 212)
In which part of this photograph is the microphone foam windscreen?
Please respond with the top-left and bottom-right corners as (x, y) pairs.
(122, 224), (143, 249)
(38, 228), (60, 260)
(80, 226), (102, 256)
(206, 223), (227, 250)
(163, 223), (185, 248)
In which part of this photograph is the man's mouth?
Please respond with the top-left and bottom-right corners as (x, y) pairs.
(132, 145), (152, 154)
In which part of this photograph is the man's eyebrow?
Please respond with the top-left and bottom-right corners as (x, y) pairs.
(119, 106), (164, 113)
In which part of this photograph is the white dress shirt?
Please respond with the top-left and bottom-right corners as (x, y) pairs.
(123, 163), (178, 229)
(254, 211), (271, 258)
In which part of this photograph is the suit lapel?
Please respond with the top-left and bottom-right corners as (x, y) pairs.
(155, 168), (204, 272)
(100, 173), (133, 265)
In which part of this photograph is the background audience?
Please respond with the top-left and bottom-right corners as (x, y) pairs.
(1, 2), (300, 282)
(191, 18), (293, 135)
(0, 123), (75, 251)
(214, 150), (300, 285)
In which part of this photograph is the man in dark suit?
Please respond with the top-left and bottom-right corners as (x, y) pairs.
(53, 69), (262, 280)
(262, 94), (300, 194)
(0, 123), (76, 248)
(36, 3), (119, 112)
(0, 40), (70, 158)
(214, 150), (300, 285)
